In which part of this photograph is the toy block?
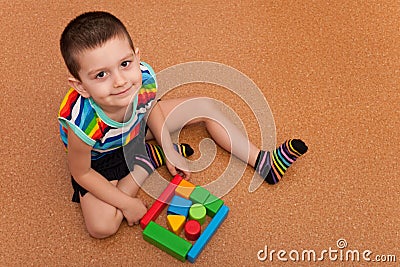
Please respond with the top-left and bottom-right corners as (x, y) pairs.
(184, 220), (201, 241)
(188, 203), (207, 225)
(143, 221), (192, 262)
(167, 195), (192, 217)
(140, 175), (183, 229)
(156, 175), (184, 203)
(167, 215), (186, 235)
(204, 193), (224, 218)
(187, 205), (229, 263)
(175, 179), (196, 199)
(189, 186), (210, 204)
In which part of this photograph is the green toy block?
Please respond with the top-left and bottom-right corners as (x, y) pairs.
(189, 186), (210, 204)
(204, 194), (224, 217)
(143, 221), (192, 262)
(189, 203), (207, 225)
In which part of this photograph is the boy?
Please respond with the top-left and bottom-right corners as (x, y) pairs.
(58, 11), (307, 238)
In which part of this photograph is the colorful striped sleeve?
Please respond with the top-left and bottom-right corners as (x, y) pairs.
(138, 62), (157, 109)
(58, 88), (100, 147)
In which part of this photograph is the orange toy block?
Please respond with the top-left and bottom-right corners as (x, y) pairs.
(166, 215), (186, 235)
(175, 179), (195, 199)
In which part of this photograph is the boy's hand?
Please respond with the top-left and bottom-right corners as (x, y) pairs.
(165, 149), (191, 179)
(121, 197), (147, 226)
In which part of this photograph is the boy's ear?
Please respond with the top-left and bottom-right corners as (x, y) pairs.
(68, 77), (90, 98)
(134, 47), (140, 60)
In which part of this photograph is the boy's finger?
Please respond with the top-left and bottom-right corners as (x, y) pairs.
(167, 165), (178, 176)
(183, 171), (191, 180)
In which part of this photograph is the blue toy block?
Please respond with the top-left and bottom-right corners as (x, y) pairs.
(167, 195), (192, 217)
(187, 205), (229, 263)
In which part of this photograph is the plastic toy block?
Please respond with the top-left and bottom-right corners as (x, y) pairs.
(175, 179), (196, 199)
(184, 220), (201, 241)
(189, 186), (210, 204)
(188, 203), (207, 225)
(143, 221), (192, 262)
(167, 215), (186, 235)
(204, 194), (224, 217)
(140, 200), (164, 230)
(156, 175), (184, 203)
(140, 175), (183, 229)
(187, 205), (229, 263)
(167, 195), (192, 217)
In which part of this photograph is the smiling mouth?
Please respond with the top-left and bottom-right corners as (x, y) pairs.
(112, 86), (132, 96)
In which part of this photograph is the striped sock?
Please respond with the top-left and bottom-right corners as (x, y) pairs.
(145, 143), (194, 169)
(254, 139), (308, 184)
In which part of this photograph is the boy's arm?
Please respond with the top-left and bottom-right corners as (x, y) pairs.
(146, 102), (190, 178)
(67, 127), (136, 213)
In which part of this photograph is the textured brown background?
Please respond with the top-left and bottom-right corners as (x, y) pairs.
(1, 1), (399, 266)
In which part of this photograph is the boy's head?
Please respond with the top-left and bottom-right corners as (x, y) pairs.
(60, 11), (134, 81)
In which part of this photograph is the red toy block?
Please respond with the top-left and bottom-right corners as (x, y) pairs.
(157, 174), (183, 203)
(184, 220), (201, 241)
(140, 175), (183, 229)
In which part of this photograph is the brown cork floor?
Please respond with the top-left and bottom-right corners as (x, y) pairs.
(1, 1), (399, 266)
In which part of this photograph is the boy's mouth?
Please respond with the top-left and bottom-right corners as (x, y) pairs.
(112, 85), (132, 96)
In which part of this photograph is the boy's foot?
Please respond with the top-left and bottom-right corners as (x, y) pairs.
(254, 139), (308, 184)
(145, 143), (194, 169)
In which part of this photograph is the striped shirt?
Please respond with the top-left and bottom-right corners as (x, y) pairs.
(58, 62), (157, 160)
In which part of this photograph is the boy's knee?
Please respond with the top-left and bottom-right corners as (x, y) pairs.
(197, 97), (218, 109)
(87, 221), (119, 239)
(193, 97), (220, 118)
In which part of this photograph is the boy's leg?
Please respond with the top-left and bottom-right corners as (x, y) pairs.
(150, 97), (307, 184)
(79, 166), (150, 239)
(79, 180), (124, 239)
(254, 139), (308, 184)
(145, 142), (194, 169)
(117, 164), (150, 197)
(148, 97), (260, 165)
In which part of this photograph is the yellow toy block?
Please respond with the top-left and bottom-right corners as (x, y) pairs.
(166, 215), (186, 235)
(175, 179), (196, 199)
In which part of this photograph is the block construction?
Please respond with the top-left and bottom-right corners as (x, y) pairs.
(141, 174), (228, 263)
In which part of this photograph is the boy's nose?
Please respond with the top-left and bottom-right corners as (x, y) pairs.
(113, 71), (127, 88)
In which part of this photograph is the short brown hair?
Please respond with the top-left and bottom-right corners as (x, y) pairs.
(60, 11), (134, 80)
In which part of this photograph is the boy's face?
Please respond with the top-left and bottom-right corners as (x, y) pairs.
(69, 36), (142, 115)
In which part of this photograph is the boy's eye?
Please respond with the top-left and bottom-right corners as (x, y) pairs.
(96, 71), (107, 79)
(121, 60), (131, 68)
